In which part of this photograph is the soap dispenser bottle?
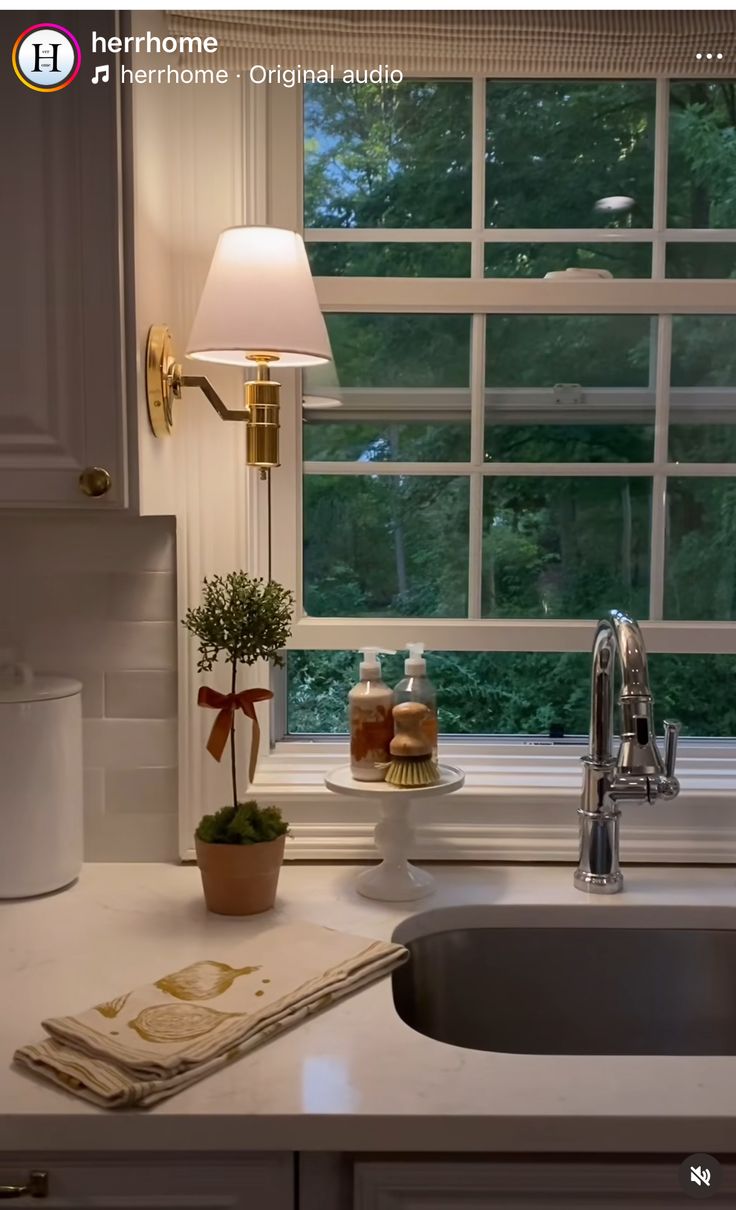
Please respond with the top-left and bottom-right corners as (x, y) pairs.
(393, 643), (438, 758)
(349, 647), (396, 781)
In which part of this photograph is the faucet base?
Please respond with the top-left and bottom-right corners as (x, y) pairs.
(574, 869), (624, 895)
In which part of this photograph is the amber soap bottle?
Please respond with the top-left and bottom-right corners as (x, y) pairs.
(349, 647), (396, 781)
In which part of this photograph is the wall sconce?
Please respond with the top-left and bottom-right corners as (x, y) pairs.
(145, 226), (331, 471)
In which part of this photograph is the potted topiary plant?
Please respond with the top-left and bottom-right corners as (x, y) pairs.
(194, 801), (290, 916)
(183, 571), (294, 915)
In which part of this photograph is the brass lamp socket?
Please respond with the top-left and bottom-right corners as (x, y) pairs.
(245, 376), (280, 469)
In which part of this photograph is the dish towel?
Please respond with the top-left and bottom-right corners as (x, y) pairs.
(14, 922), (408, 1109)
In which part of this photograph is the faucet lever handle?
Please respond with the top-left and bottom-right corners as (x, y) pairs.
(663, 719), (680, 777)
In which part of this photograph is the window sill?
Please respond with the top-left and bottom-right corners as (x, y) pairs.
(247, 739), (736, 864)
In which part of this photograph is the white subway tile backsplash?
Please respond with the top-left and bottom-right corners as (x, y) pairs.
(105, 669), (177, 719)
(106, 767), (177, 815)
(0, 514), (179, 860)
(107, 573), (176, 622)
(84, 719), (177, 768)
(0, 572), (175, 624)
(0, 516), (175, 573)
(24, 621), (176, 672)
(80, 672), (105, 718)
(83, 767), (105, 819)
(84, 810), (178, 863)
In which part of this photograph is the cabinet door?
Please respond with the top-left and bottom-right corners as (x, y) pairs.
(353, 1159), (736, 1209)
(0, 11), (127, 507)
(0, 1154), (293, 1209)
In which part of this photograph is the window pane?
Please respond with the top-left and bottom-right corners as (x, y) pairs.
(287, 651), (736, 737)
(307, 242), (471, 277)
(665, 478), (736, 619)
(313, 314), (471, 389)
(666, 243), (736, 278)
(304, 80), (472, 229)
(668, 81), (736, 228)
(485, 315), (655, 462)
(649, 655), (736, 737)
(304, 314), (472, 462)
(287, 650), (589, 735)
(486, 82), (655, 228)
(669, 316), (736, 461)
(304, 418), (470, 463)
(304, 475), (469, 617)
(485, 242), (651, 278)
(482, 477), (651, 619)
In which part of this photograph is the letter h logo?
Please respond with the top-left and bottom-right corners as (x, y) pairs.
(32, 40), (61, 73)
(12, 23), (81, 92)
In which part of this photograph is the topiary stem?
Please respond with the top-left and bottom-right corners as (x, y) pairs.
(230, 660), (238, 809)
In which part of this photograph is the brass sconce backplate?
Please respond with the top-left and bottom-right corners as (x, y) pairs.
(146, 324), (180, 437)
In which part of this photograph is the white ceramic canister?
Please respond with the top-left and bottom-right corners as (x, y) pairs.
(0, 666), (83, 898)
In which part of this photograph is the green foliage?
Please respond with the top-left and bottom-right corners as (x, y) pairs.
(288, 649), (736, 740)
(183, 573), (295, 812)
(292, 78), (736, 740)
(183, 572), (294, 672)
(669, 83), (736, 229)
(305, 80), (472, 230)
(196, 801), (290, 846)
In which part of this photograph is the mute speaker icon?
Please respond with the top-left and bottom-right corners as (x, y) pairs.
(680, 1153), (720, 1198)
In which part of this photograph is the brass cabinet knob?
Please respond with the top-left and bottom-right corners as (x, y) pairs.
(0, 1170), (48, 1198)
(78, 466), (112, 497)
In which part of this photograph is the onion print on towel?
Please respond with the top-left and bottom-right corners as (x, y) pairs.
(155, 960), (261, 1001)
(128, 1003), (246, 1043)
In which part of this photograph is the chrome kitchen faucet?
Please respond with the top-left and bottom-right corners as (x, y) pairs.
(575, 609), (680, 894)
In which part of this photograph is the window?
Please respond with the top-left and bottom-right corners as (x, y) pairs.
(265, 77), (736, 752)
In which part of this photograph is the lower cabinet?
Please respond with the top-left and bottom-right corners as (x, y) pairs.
(309, 1156), (736, 1210)
(3, 1152), (734, 1208)
(0, 1154), (293, 1208)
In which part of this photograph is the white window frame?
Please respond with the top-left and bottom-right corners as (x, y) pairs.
(229, 76), (736, 863)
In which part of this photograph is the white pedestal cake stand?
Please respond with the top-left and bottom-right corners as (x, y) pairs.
(324, 764), (465, 901)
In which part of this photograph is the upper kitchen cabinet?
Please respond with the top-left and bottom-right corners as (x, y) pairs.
(0, 12), (130, 507)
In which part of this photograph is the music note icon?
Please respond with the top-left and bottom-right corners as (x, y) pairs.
(91, 64), (110, 85)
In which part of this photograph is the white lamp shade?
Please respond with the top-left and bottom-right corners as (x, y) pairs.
(186, 226), (331, 368)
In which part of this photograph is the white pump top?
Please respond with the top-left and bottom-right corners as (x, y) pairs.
(405, 642), (427, 676)
(358, 647), (395, 681)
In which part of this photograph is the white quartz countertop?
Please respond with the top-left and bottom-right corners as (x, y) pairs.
(3, 861), (736, 1154)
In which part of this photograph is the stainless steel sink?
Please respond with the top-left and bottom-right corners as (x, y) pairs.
(392, 906), (736, 1056)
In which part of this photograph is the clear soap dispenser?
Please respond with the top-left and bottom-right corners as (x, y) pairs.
(393, 643), (438, 758)
(349, 647), (396, 781)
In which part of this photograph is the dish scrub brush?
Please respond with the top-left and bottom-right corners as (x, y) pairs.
(384, 701), (441, 788)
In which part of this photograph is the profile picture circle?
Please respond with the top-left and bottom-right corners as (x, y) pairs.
(12, 24), (81, 92)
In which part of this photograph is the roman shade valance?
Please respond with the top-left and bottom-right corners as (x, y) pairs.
(166, 10), (736, 76)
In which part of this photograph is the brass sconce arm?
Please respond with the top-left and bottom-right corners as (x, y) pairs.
(145, 324), (279, 469)
(178, 374), (250, 423)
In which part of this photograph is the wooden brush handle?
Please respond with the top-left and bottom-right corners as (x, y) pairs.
(390, 701), (432, 757)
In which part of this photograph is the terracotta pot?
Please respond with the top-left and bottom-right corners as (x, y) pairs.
(194, 834), (286, 916)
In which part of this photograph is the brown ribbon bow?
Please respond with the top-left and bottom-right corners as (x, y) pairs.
(197, 686), (274, 784)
